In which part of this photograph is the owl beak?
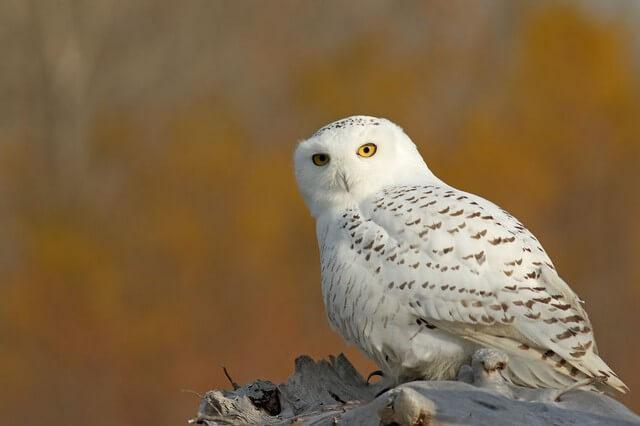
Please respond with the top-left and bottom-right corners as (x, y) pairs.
(337, 170), (350, 192)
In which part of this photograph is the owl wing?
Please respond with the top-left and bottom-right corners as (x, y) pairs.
(348, 184), (626, 392)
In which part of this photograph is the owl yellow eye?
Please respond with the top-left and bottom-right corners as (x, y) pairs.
(357, 143), (377, 158)
(312, 153), (330, 166)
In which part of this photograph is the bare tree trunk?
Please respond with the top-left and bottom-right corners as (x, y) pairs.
(28, 0), (114, 195)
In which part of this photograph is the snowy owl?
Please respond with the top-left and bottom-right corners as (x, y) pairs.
(294, 115), (627, 393)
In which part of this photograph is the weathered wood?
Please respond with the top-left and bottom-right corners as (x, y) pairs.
(190, 349), (639, 425)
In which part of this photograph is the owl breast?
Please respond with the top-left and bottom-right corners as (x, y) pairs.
(317, 212), (474, 382)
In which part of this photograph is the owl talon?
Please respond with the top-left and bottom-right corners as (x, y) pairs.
(375, 386), (392, 397)
(367, 369), (385, 384)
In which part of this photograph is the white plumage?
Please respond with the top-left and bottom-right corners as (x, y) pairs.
(294, 116), (627, 394)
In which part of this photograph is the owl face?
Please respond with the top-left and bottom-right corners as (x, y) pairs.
(294, 116), (434, 217)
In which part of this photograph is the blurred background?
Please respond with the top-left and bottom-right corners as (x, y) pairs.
(1, 1), (639, 424)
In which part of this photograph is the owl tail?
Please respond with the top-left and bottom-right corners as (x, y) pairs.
(506, 351), (628, 394)
(467, 333), (628, 394)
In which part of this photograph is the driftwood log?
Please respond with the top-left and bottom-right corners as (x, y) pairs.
(190, 349), (639, 425)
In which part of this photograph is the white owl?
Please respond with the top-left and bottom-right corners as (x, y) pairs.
(294, 115), (627, 394)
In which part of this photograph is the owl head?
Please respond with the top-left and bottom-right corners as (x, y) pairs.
(294, 116), (437, 218)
